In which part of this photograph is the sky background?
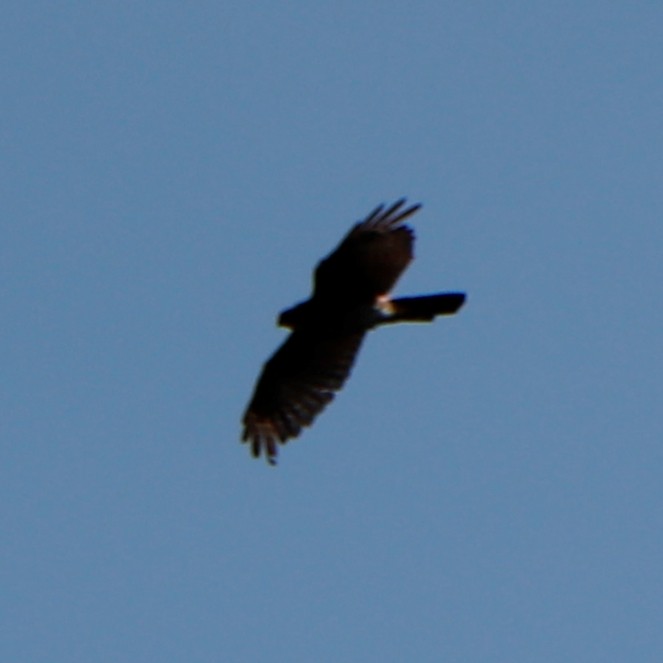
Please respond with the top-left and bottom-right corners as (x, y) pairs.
(2, 2), (662, 661)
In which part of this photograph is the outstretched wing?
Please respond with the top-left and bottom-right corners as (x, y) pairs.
(242, 330), (365, 464)
(313, 198), (420, 304)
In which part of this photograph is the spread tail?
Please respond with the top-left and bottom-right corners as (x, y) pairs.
(383, 293), (466, 323)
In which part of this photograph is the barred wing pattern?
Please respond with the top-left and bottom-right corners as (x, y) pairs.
(242, 331), (365, 464)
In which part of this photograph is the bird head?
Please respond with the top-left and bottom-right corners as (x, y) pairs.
(277, 300), (313, 329)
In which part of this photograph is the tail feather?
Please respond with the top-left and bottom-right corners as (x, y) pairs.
(385, 293), (466, 323)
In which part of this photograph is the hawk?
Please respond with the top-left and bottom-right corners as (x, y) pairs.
(242, 199), (466, 464)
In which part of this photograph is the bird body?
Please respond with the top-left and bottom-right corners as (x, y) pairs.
(242, 199), (466, 464)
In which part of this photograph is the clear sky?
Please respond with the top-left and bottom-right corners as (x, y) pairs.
(2, 2), (662, 661)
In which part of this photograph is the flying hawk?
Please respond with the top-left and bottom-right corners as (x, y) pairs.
(242, 199), (466, 464)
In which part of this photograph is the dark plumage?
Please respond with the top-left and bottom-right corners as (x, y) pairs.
(242, 199), (466, 464)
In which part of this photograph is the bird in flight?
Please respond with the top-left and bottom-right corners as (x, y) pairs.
(242, 198), (466, 465)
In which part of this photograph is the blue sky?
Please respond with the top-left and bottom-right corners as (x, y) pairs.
(2, 2), (662, 661)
